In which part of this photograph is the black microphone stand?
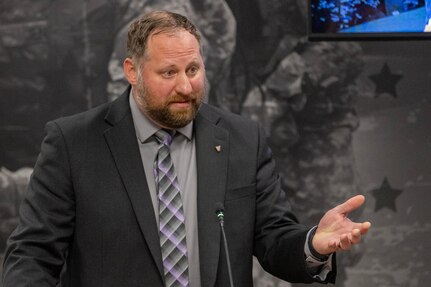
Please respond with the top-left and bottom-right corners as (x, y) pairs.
(215, 204), (235, 287)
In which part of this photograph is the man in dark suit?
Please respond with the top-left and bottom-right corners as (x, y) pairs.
(2, 11), (371, 287)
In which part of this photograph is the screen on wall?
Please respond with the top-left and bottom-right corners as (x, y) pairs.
(309, 0), (431, 40)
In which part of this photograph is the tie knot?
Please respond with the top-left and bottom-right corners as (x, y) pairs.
(155, 129), (175, 146)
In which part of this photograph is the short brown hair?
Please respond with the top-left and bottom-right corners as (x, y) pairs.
(126, 10), (202, 61)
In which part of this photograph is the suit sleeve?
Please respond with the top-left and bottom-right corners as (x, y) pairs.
(2, 121), (75, 287)
(252, 124), (336, 284)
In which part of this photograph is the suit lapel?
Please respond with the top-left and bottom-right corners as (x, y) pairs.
(103, 90), (164, 280)
(195, 105), (229, 287)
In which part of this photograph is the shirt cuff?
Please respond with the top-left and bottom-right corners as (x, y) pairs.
(304, 226), (334, 281)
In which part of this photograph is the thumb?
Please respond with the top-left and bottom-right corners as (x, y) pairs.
(334, 195), (365, 215)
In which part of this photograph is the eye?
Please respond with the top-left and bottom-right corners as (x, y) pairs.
(161, 69), (176, 78)
(187, 65), (200, 76)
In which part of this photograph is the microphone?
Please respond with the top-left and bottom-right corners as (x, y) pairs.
(215, 202), (235, 287)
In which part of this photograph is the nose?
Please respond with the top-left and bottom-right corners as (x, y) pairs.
(175, 73), (193, 95)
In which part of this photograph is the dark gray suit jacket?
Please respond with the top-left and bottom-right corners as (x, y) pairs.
(2, 87), (336, 286)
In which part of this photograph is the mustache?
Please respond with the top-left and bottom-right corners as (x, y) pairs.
(168, 93), (199, 102)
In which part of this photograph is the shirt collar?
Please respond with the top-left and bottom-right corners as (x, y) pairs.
(129, 89), (193, 143)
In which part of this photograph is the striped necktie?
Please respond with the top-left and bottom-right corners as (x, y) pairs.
(154, 129), (189, 287)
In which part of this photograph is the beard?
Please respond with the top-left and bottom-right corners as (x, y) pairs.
(133, 79), (205, 129)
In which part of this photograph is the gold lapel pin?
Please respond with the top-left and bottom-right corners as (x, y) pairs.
(215, 145), (221, 152)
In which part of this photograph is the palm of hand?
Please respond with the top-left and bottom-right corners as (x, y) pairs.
(312, 195), (371, 255)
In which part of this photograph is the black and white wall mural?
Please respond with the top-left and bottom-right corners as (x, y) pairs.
(0, 1), (430, 286)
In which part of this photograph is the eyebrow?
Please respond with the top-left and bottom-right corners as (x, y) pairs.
(157, 59), (202, 69)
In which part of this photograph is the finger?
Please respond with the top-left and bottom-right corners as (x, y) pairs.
(350, 229), (361, 244)
(335, 195), (365, 215)
(348, 221), (371, 235)
(328, 240), (338, 251)
(339, 234), (352, 250)
(360, 221), (372, 234)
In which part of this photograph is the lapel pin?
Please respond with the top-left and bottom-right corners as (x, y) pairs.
(215, 145), (221, 152)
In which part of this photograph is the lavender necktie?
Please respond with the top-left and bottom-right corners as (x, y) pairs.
(154, 130), (189, 287)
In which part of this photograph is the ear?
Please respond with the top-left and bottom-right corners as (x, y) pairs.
(123, 58), (138, 85)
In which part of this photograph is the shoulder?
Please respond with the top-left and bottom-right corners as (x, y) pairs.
(198, 103), (259, 131)
(50, 91), (129, 136)
(55, 102), (109, 126)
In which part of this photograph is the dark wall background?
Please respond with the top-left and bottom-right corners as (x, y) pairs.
(1, 1), (430, 286)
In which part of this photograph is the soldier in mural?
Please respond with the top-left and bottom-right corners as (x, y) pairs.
(0, 1), (235, 286)
(0, 7), (369, 283)
(0, 0), (235, 168)
(0, 168), (32, 279)
(1, 0), (430, 286)
(221, 1), (367, 285)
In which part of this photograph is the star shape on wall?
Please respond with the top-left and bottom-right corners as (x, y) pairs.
(371, 177), (403, 212)
(369, 63), (403, 98)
